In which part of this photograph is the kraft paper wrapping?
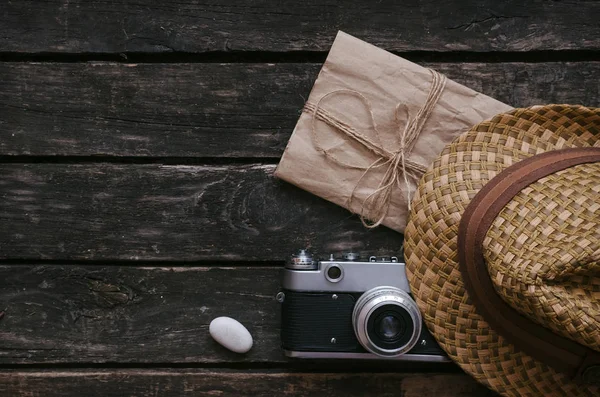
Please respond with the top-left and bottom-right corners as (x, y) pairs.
(274, 31), (513, 233)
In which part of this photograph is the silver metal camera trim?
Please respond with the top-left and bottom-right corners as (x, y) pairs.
(282, 259), (410, 292)
(283, 350), (451, 362)
(352, 286), (422, 357)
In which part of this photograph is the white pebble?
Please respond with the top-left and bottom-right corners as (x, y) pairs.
(209, 316), (253, 354)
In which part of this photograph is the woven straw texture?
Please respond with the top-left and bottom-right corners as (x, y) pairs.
(485, 163), (600, 352)
(404, 104), (600, 397)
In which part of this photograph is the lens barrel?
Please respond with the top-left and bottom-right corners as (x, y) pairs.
(352, 286), (422, 357)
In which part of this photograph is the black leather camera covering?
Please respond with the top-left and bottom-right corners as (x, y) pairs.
(280, 290), (445, 356)
(281, 290), (361, 352)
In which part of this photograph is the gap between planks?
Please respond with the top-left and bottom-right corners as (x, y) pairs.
(0, 50), (600, 64)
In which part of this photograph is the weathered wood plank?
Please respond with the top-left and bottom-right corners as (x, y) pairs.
(1, 62), (599, 158)
(0, 164), (401, 261)
(0, 370), (497, 397)
(0, 266), (282, 364)
(2, 1), (599, 53)
(0, 265), (452, 368)
(0, 62), (313, 158)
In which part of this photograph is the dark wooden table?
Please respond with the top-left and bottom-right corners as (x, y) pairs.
(1, 1), (598, 396)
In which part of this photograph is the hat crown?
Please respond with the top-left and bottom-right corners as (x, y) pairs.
(404, 104), (600, 395)
(483, 162), (600, 352)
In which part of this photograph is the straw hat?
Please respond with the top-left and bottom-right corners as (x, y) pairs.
(404, 104), (600, 396)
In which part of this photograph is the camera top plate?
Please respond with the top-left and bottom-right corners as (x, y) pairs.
(283, 249), (409, 293)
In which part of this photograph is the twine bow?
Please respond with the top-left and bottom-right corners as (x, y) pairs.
(304, 69), (447, 228)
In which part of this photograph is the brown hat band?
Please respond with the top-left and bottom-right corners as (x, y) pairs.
(458, 147), (600, 385)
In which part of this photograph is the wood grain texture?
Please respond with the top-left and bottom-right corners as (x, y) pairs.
(0, 266), (282, 364)
(0, 62), (313, 158)
(1, 62), (599, 158)
(0, 265), (450, 368)
(0, 370), (497, 397)
(0, 164), (402, 261)
(2, 1), (599, 53)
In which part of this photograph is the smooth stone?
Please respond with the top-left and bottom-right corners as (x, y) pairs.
(209, 316), (253, 353)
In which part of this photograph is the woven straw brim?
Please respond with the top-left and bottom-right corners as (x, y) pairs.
(404, 105), (600, 396)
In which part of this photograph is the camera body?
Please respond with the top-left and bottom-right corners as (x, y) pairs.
(278, 250), (450, 362)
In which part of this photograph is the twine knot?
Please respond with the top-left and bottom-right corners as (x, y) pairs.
(304, 69), (447, 228)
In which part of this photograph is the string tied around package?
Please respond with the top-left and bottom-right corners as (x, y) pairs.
(303, 69), (447, 228)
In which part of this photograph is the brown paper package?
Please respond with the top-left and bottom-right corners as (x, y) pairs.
(274, 31), (513, 234)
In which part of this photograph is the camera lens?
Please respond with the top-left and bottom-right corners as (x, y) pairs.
(367, 305), (415, 350)
(352, 286), (421, 357)
(377, 314), (402, 340)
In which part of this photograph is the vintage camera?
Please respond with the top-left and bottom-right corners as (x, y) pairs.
(277, 249), (450, 362)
